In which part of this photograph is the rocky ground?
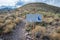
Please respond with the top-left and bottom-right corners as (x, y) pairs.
(0, 18), (27, 40)
(0, 3), (60, 40)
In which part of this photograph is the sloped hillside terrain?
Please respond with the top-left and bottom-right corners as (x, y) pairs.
(16, 3), (60, 40)
(0, 3), (60, 40)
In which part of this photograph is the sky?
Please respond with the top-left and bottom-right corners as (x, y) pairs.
(0, 0), (60, 9)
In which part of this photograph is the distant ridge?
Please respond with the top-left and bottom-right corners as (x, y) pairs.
(16, 2), (60, 13)
(0, 2), (60, 14)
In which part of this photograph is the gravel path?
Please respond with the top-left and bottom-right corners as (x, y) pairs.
(0, 21), (26, 40)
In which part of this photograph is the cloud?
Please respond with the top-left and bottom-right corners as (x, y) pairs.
(0, 0), (60, 9)
(21, 0), (60, 7)
(0, 0), (19, 6)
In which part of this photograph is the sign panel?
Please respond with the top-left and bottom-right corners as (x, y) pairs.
(26, 14), (42, 22)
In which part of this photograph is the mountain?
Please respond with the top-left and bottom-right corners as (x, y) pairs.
(0, 7), (13, 11)
(0, 2), (60, 14)
(15, 3), (60, 14)
(15, 3), (60, 40)
(0, 6), (16, 14)
(0, 2), (60, 40)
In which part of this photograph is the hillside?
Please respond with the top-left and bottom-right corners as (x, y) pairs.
(0, 3), (60, 14)
(16, 3), (60, 40)
(0, 3), (60, 40)
(15, 3), (60, 14)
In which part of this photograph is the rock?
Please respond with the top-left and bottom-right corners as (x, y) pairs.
(42, 36), (50, 40)
(35, 32), (41, 38)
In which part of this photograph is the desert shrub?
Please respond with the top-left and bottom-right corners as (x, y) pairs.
(26, 27), (32, 32)
(58, 14), (60, 17)
(31, 26), (46, 40)
(14, 17), (21, 24)
(36, 22), (48, 27)
(0, 28), (3, 33)
(56, 27), (60, 33)
(26, 24), (33, 32)
(3, 23), (16, 33)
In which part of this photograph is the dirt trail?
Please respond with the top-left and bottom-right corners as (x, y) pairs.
(0, 20), (26, 40)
